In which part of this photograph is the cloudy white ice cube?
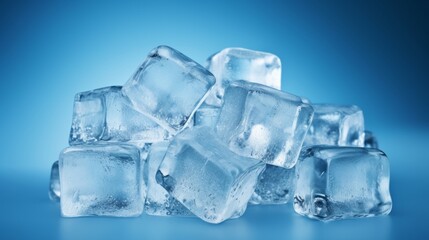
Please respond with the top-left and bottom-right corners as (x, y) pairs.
(294, 146), (392, 221)
(156, 127), (265, 223)
(59, 144), (144, 217)
(205, 47), (281, 106)
(216, 80), (314, 169)
(122, 46), (216, 134)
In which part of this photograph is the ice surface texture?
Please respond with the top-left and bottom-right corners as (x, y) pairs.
(69, 86), (169, 147)
(294, 146), (392, 221)
(304, 104), (364, 147)
(156, 127), (265, 224)
(49, 161), (60, 201)
(216, 80), (314, 169)
(250, 165), (295, 205)
(193, 103), (221, 129)
(205, 48), (281, 106)
(123, 46), (216, 134)
(144, 142), (193, 216)
(59, 144), (144, 217)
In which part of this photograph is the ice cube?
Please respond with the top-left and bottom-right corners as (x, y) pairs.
(193, 103), (220, 128)
(250, 165), (295, 205)
(294, 146), (392, 221)
(49, 160), (60, 201)
(69, 86), (169, 147)
(156, 127), (265, 224)
(304, 104), (364, 147)
(364, 130), (379, 148)
(59, 144), (144, 217)
(51, 144), (150, 204)
(122, 46), (216, 134)
(144, 142), (193, 216)
(216, 80), (314, 169)
(205, 48), (281, 106)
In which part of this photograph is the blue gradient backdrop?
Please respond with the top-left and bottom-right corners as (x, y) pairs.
(0, 1), (428, 239)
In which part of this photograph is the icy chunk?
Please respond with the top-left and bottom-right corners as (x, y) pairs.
(364, 131), (379, 148)
(205, 47), (281, 105)
(294, 146), (392, 221)
(49, 160), (60, 201)
(53, 145), (150, 205)
(304, 104), (364, 147)
(216, 80), (314, 168)
(69, 86), (169, 147)
(301, 96), (311, 104)
(205, 48), (281, 106)
(250, 165), (295, 205)
(122, 46), (216, 133)
(156, 127), (265, 224)
(144, 142), (193, 216)
(104, 88), (170, 146)
(69, 88), (105, 144)
(193, 103), (220, 128)
(59, 144), (144, 217)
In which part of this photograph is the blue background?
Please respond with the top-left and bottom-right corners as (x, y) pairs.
(0, 0), (428, 239)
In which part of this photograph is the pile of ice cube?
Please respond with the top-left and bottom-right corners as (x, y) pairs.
(49, 46), (392, 223)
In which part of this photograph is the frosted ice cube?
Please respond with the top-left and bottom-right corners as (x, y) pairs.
(144, 142), (193, 216)
(294, 146), (392, 221)
(49, 160), (60, 201)
(156, 127), (265, 224)
(52, 146), (150, 203)
(193, 103), (220, 128)
(69, 86), (169, 147)
(59, 144), (144, 217)
(122, 46), (216, 134)
(364, 130), (379, 148)
(216, 80), (314, 168)
(304, 104), (364, 147)
(250, 165), (295, 205)
(205, 48), (281, 106)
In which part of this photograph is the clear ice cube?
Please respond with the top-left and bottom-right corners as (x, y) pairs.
(193, 103), (220, 128)
(156, 127), (265, 224)
(304, 104), (364, 147)
(69, 86), (169, 147)
(364, 130), (379, 148)
(144, 142), (193, 216)
(216, 80), (314, 168)
(250, 164), (295, 205)
(59, 144), (144, 217)
(122, 45), (216, 134)
(49, 160), (60, 201)
(205, 48), (281, 106)
(294, 146), (392, 221)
